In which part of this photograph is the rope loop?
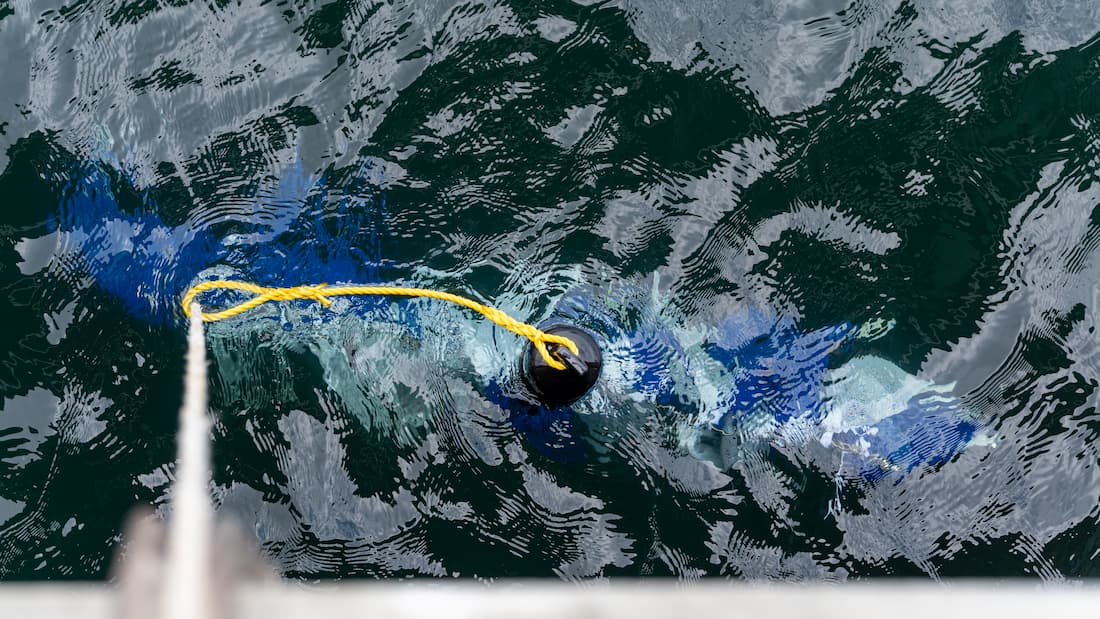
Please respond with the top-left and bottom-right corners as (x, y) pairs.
(181, 281), (578, 370)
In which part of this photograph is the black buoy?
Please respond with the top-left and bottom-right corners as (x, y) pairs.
(522, 325), (602, 407)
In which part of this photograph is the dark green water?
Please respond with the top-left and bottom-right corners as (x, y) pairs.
(3, 0), (1100, 580)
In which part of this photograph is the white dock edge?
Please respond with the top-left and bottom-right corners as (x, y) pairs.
(3, 302), (1099, 618)
(232, 583), (1100, 619)
(1, 581), (1099, 618)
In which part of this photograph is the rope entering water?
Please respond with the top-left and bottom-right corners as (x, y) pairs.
(181, 280), (579, 371)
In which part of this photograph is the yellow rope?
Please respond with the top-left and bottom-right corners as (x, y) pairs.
(181, 280), (579, 371)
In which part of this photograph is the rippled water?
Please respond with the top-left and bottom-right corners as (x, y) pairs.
(3, 0), (1100, 580)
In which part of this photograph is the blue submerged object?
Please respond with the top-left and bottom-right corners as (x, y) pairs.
(485, 378), (590, 463)
(705, 310), (977, 482)
(48, 157), (399, 325)
(52, 158), (979, 482)
(509, 286), (980, 483)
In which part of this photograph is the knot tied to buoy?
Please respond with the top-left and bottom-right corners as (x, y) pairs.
(522, 324), (602, 407)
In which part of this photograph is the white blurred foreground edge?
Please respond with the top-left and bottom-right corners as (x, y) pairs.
(3, 582), (1100, 619)
(2, 309), (1100, 618)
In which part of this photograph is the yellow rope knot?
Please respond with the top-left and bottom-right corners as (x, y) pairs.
(181, 280), (580, 371)
(269, 284), (333, 308)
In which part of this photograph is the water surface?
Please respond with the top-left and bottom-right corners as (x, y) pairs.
(2, 0), (1100, 580)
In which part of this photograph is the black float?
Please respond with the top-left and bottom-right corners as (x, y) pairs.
(522, 324), (602, 407)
